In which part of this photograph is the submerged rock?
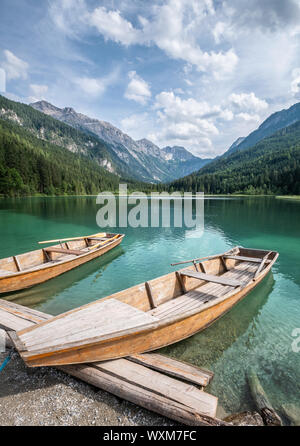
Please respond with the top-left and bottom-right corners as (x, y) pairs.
(224, 411), (264, 426)
(280, 404), (300, 426)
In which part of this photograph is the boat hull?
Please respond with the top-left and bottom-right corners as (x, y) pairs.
(0, 236), (123, 294)
(20, 258), (273, 367)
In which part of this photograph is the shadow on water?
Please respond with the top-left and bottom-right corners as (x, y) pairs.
(3, 246), (125, 310)
(160, 272), (275, 367)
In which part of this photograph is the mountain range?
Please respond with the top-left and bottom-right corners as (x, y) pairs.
(30, 100), (211, 182)
(224, 101), (300, 155)
(169, 111), (300, 195)
(1, 93), (300, 196)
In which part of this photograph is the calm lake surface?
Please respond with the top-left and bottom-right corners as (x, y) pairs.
(1, 196), (299, 417)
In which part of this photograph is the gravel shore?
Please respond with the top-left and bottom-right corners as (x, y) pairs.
(0, 348), (176, 426)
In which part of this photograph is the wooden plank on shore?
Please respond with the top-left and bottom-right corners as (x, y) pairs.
(0, 299), (51, 321)
(0, 308), (34, 331)
(61, 363), (227, 426)
(0, 299), (224, 426)
(128, 353), (214, 387)
(93, 358), (218, 417)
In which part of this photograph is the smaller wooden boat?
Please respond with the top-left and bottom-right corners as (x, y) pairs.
(0, 232), (124, 293)
(10, 246), (278, 367)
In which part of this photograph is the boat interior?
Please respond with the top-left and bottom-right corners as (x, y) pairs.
(0, 233), (122, 276)
(16, 247), (278, 359)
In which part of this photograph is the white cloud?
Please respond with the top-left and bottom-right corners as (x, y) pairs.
(212, 22), (226, 44)
(54, 0), (238, 78)
(45, 0), (300, 157)
(89, 7), (141, 46)
(154, 91), (220, 123)
(220, 109), (234, 121)
(1, 50), (28, 80)
(120, 112), (151, 139)
(49, 0), (88, 38)
(0, 68), (6, 92)
(229, 92), (268, 112)
(236, 112), (260, 122)
(124, 71), (151, 105)
(73, 69), (119, 96)
(29, 84), (48, 100)
(151, 91), (221, 154)
(291, 68), (300, 93)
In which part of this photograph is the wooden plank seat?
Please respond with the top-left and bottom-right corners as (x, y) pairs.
(18, 299), (160, 352)
(180, 270), (242, 287)
(44, 247), (84, 256)
(0, 269), (15, 276)
(223, 255), (272, 264)
(151, 262), (257, 320)
(87, 237), (109, 241)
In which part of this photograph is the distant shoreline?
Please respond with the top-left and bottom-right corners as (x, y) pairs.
(1, 193), (300, 199)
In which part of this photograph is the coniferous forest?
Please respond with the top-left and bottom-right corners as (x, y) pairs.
(0, 96), (300, 196)
(0, 119), (121, 196)
(167, 121), (300, 195)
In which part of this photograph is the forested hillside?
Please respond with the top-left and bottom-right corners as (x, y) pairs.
(168, 121), (300, 195)
(0, 119), (122, 196)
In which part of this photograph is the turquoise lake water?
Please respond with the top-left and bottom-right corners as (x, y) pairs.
(0, 196), (299, 418)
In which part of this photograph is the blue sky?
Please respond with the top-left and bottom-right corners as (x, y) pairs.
(0, 0), (300, 157)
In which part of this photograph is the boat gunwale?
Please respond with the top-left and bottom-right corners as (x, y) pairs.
(17, 249), (279, 360)
(0, 233), (125, 279)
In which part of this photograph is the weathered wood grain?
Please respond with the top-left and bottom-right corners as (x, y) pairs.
(0, 300), (225, 426)
(128, 352), (214, 387)
(13, 249), (278, 367)
(0, 233), (124, 293)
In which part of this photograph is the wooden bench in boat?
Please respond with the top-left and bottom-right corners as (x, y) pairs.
(151, 262), (258, 320)
(87, 237), (109, 241)
(44, 247), (84, 256)
(180, 270), (242, 287)
(223, 255), (272, 264)
(0, 298), (224, 425)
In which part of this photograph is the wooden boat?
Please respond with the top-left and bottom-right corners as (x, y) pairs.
(0, 233), (124, 294)
(10, 246), (278, 367)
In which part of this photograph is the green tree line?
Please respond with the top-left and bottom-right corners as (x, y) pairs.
(168, 121), (300, 195)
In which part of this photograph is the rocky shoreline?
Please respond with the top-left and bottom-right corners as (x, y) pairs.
(1, 347), (298, 426)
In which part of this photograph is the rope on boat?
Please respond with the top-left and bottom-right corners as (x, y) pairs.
(0, 352), (12, 373)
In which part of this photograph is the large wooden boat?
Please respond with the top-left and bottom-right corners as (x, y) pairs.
(0, 233), (124, 294)
(10, 246), (278, 367)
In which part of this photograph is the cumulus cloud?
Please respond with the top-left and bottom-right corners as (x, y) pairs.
(73, 68), (119, 96)
(49, 0), (88, 37)
(291, 68), (300, 93)
(0, 68), (6, 92)
(124, 71), (151, 105)
(226, 0), (300, 33)
(120, 112), (151, 139)
(1, 50), (28, 80)
(29, 84), (48, 100)
(89, 7), (141, 45)
(229, 92), (268, 112)
(236, 112), (260, 122)
(45, 0), (300, 156)
(51, 0), (238, 77)
(151, 91), (222, 154)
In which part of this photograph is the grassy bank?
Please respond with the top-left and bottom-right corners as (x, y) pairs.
(276, 195), (300, 200)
